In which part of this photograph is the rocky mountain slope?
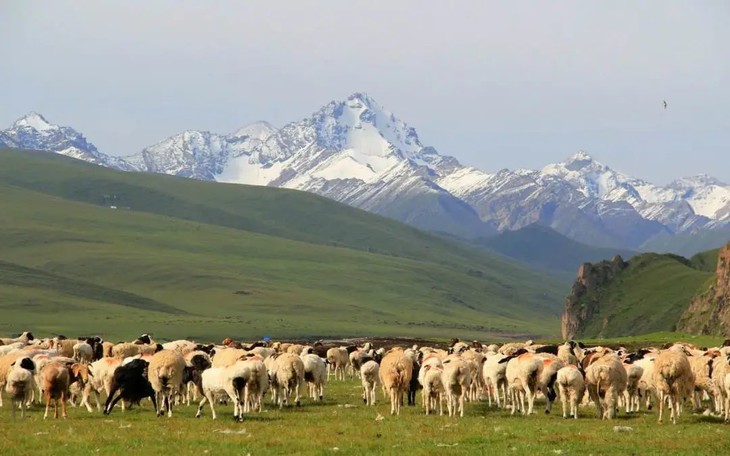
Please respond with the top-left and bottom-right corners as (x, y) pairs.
(677, 243), (730, 335)
(561, 249), (719, 338)
(4, 94), (730, 252)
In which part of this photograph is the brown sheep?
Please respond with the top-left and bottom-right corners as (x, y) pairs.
(41, 362), (71, 419)
(653, 348), (695, 424)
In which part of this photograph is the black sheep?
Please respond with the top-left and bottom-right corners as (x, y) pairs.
(103, 359), (157, 415)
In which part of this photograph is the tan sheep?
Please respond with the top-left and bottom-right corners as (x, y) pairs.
(326, 347), (350, 381)
(421, 364), (445, 415)
(689, 352), (718, 413)
(653, 348), (695, 424)
(441, 355), (472, 417)
(41, 361), (71, 419)
(147, 350), (186, 417)
(270, 353), (305, 408)
(112, 342), (161, 359)
(211, 348), (248, 368)
(504, 351), (543, 416)
(585, 351), (627, 420)
(378, 348), (413, 415)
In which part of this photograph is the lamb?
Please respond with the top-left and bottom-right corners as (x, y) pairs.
(653, 348), (695, 424)
(326, 347), (350, 381)
(556, 364), (585, 419)
(147, 349), (186, 417)
(502, 350), (543, 415)
(40, 361), (72, 419)
(5, 357), (36, 419)
(73, 342), (94, 364)
(379, 348), (413, 415)
(360, 360), (379, 406)
(301, 353), (327, 401)
(270, 353), (305, 408)
(441, 355), (472, 417)
(584, 350), (627, 420)
(103, 359), (157, 415)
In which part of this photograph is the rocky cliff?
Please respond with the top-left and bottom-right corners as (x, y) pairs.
(561, 255), (628, 339)
(677, 243), (730, 335)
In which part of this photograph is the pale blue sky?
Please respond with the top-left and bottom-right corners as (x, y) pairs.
(1, 1), (728, 183)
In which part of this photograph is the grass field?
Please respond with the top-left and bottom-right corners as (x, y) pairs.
(2, 375), (729, 455)
(0, 148), (564, 340)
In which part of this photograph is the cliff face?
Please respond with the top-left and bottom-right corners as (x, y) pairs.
(678, 243), (730, 335)
(561, 255), (627, 339)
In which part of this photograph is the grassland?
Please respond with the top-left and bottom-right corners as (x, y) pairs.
(0, 148), (565, 340)
(2, 375), (729, 455)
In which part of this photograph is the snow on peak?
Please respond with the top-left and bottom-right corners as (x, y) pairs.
(672, 174), (727, 189)
(14, 112), (55, 132)
(228, 121), (276, 141)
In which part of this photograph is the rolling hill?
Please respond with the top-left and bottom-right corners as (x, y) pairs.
(0, 148), (564, 341)
(476, 224), (636, 279)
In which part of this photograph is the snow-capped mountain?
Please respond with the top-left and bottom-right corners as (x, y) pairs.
(3, 95), (730, 251)
(0, 113), (135, 171)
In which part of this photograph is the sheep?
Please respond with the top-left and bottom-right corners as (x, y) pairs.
(182, 351), (213, 406)
(5, 357), (36, 419)
(482, 352), (509, 408)
(301, 353), (327, 401)
(584, 350), (627, 420)
(147, 350), (186, 417)
(196, 364), (248, 420)
(239, 356), (269, 413)
(460, 350), (484, 402)
(723, 371), (730, 422)
(270, 353), (305, 408)
(40, 361), (72, 419)
(503, 350), (543, 416)
(326, 347), (350, 381)
(67, 363), (93, 409)
(50, 337), (76, 358)
(0, 331), (34, 346)
(537, 355), (565, 414)
(102, 341), (114, 358)
(360, 360), (379, 406)
(556, 364), (585, 419)
(112, 342), (162, 359)
(379, 348), (413, 415)
(163, 339), (198, 355)
(635, 353), (658, 411)
(421, 364), (445, 415)
(0, 342), (27, 357)
(441, 355), (472, 417)
(711, 355), (730, 415)
(689, 352), (718, 413)
(653, 348), (695, 424)
(73, 342), (94, 364)
(211, 348), (248, 368)
(557, 341), (578, 366)
(622, 362), (644, 414)
(103, 359), (157, 415)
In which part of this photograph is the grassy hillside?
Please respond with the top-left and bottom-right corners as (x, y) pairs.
(0, 148), (564, 340)
(574, 253), (715, 337)
(476, 224), (635, 279)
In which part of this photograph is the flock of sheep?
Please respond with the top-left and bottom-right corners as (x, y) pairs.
(1, 331), (728, 425)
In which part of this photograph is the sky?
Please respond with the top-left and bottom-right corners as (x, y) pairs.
(1, 1), (728, 184)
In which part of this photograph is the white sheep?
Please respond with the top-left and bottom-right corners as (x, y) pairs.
(504, 351), (543, 416)
(195, 365), (247, 420)
(147, 350), (186, 417)
(301, 353), (327, 401)
(556, 364), (585, 419)
(482, 352), (509, 408)
(421, 364), (445, 415)
(441, 355), (472, 417)
(360, 360), (380, 406)
(73, 342), (94, 364)
(326, 347), (350, 381)
(622, 363), (644, 414)
(5, 357), (36, 418)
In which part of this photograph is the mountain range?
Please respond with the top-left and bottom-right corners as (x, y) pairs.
(3, 93), (730, 253)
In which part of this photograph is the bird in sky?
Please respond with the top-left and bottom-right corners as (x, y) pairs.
(663, 100), (668, 109)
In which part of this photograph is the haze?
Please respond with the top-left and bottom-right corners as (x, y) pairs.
(1, 1), (728, 183)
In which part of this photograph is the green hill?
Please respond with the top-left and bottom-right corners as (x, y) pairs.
(0, 148), (564, 341)
(476, 224), (635, 279)
(562, 251), (718, 338)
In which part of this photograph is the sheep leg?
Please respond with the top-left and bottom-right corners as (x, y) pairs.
(166, 393), (173, 418)
(658, 390), (665, 423)
(43, 392), (52, 420)
(459, 391), (465, 418)
(61, 391), (68, 419)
